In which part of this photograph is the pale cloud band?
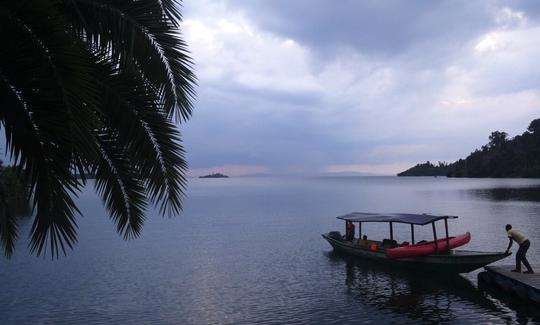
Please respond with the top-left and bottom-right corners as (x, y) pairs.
(324, 163), (418, 176)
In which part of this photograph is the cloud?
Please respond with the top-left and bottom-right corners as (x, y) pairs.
(180, 1), (540, 175)
(0, 1), (537, 177)
(323, 163), (416, 176)
(222, 0), (513, 65)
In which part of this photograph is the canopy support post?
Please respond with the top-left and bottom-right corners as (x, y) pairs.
(432, 222), (438, 254)
(390, 222), (394, 241)
(359, 222), (362, 239)
(444, 218), (450, 251)
(411, 224), (415, 244)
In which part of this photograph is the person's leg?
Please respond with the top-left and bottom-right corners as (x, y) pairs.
(521, 241), (533, 273)
(515, 244), (525, 271)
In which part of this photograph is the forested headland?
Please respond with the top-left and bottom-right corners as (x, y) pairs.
(398, 118), (540, 178)
(397, 161), (449, 176)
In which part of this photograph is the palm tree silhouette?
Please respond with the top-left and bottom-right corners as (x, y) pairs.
(0, 0), (196, 258)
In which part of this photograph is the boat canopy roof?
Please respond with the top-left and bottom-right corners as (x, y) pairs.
(337, 212), (458, 225)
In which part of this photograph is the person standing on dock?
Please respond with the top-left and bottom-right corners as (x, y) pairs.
(505, 224), (534, 274)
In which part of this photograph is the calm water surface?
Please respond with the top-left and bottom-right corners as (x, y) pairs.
(1, 176), (540, 324)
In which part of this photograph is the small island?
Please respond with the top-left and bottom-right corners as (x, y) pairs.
(199, 173), (229, 178)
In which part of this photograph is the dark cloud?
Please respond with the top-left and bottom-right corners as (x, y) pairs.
(181, 0), (540, 175)
(225, 0), (496, 58)
(183, 81), (461, 172)
(505, 0), (540, 18)
(183, 85), (332, 171)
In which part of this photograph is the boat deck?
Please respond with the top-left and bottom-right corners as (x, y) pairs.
(485, 265), (540, 290)
(482, 264), (540, 303)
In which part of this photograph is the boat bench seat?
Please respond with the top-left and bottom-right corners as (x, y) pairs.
(382, 239), (398, 248)
(356, 239), (381, 247)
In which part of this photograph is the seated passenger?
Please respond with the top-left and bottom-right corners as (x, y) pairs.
(358, 235), (369, 247)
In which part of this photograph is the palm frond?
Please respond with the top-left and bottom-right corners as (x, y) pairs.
(66, 0), (197, 121)
(0, 0), (196, 258)
(0, 192), (18, 258)
(0, 2), (92, 257)
(0, 164), (17, 258)
(93, 130), (148, 239)
(90, 57), (187, 216)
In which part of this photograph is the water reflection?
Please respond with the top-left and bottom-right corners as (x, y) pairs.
(4, 177), (540, 324)
(468, 186), (540, 202)
(328, 252), (526, 324)
(478, 276), (540, 324)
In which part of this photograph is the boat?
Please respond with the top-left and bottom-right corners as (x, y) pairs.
(387, 232), (471, 258)
(322, 212), (510, 273)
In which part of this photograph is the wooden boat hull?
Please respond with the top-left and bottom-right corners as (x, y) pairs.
(322, 233), (510, 273)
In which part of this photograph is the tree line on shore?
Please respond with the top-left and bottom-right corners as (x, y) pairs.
(398, 118), (540, 178)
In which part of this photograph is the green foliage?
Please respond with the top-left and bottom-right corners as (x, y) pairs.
(488, 131), (508, 149)
(528, 118), (540, 134)
(446, 120), (540, 178)
(397, 161), (449, 176)
(399, 118), (540, 178)
(0, 0), (196, 258)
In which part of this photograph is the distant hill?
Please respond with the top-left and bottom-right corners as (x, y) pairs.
(199, 173), (229, 178)
(397, 161), (449, 176)
(398, 118), (540, 178)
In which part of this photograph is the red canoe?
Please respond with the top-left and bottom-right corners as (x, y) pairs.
(387, 232), (471, 258)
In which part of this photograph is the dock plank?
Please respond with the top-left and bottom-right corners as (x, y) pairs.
(485, 265), (540, 290)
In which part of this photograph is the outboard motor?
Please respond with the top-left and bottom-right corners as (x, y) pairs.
(329, 231), (342, 240)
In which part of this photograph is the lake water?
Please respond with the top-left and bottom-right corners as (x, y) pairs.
(1, 176), (540, 324)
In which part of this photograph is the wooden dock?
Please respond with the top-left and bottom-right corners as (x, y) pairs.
(479, 265), (540, 304)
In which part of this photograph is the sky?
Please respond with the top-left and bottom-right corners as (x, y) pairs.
(179, 0), (540, 176)
(3, 1), (538, 177)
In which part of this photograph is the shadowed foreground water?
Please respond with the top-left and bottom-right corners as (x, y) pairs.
(1, 176), (540, 324)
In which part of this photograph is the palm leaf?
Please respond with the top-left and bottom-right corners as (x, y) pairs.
(93, 130), (148, 239)
(66, 0), (197, 121)
(90, 57), (188, 215)
(0, 0), (196, 258)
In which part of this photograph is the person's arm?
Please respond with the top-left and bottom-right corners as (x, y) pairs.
(505, 237), (513, 253)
